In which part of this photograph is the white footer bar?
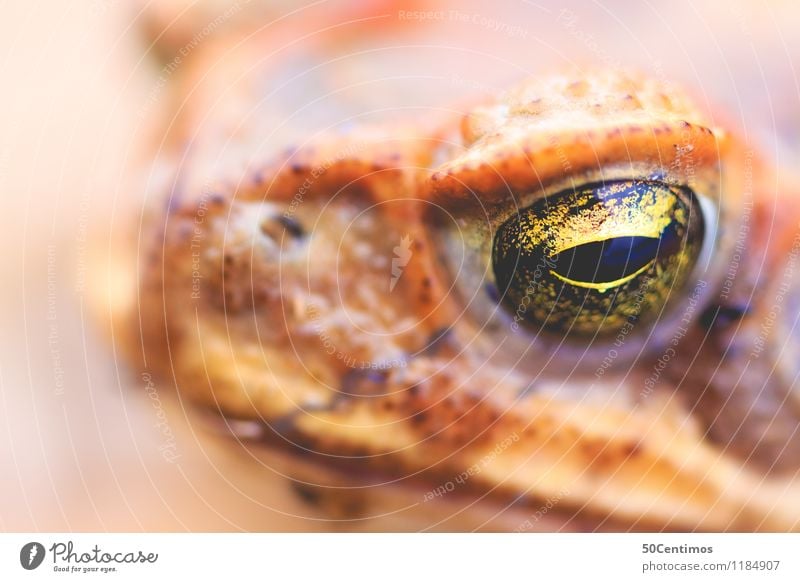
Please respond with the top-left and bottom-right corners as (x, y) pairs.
(1, 533), (797, 580)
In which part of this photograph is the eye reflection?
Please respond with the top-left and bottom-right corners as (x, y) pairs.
(492, 180), (704, 336)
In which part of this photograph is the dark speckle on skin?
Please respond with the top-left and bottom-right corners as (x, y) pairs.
(411, 411), (427, 425)
(421, 327), (454, 357)
(622, 442), (641, 458)
(340, 368), (389, 398)
(700, 303), (750, 330)
(290, 481), (323, 506)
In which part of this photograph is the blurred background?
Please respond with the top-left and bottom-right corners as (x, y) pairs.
(1, 0), (798, 531)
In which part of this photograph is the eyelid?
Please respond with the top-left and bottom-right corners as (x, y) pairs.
(426, 120), (722, 208)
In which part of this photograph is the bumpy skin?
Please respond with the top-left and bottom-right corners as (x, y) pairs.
(132, 62), (800, 531)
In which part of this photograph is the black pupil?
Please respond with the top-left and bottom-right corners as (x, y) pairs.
(551, 236), (661, 284)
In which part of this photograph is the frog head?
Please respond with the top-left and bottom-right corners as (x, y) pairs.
(129, 68), (800, 531)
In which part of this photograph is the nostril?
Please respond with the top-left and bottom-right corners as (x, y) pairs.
(277, 215), (305, 238)
(260, 214), (305, 242)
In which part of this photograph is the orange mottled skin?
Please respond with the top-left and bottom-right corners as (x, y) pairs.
(127, 32), (800, 532)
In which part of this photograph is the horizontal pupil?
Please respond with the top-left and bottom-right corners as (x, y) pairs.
(551, 236), (661, 284)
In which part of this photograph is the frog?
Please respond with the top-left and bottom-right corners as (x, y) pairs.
(122, 7), (800, 532)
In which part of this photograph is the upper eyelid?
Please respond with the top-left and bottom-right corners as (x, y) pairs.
(425, 119), (722, 208)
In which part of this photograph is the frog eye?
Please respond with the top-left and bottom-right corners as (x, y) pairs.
(492, 180), (705, 336)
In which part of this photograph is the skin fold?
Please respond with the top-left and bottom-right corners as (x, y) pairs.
(121, 12), (800, 532)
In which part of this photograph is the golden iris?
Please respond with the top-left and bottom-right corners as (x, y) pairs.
(492, 180), (704, 336)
